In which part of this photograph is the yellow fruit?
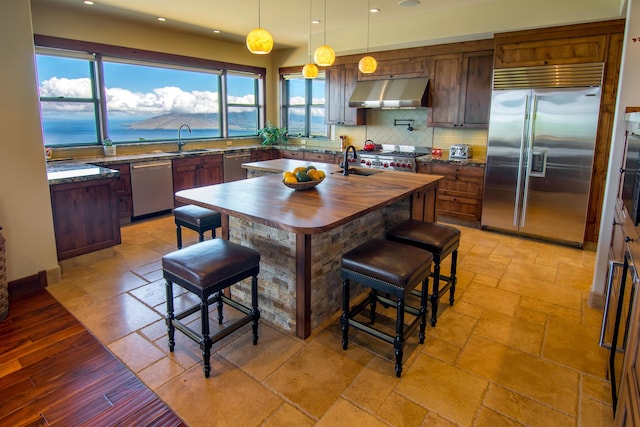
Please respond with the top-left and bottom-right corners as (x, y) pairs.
(292, 166), (307, 175)
(316, 170), (326, 179)
(284, 176), (298, 184)
(283, 171), (294, 179)
(307, 169), (321, 180)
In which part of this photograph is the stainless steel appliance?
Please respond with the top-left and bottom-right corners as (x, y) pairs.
(481, 63), (604, 246)
(348, 78), (429, 109)
(449, 144), (472, 159)
(355, 144), (429, 172)
(130, 160), (174, 217)
(224, 152), (250, 182)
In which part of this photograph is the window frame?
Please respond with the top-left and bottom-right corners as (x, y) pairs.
(280, 71), (327, 138)
(34, 35), (267, 147)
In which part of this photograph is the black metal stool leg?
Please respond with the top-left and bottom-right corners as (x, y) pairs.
(176, 224), (183, 249)
(200, 299), (212, 378)
(394, 298), (405, 378)
(251, 275), (260, 345)
(165, 280), (175, 352)
(216, 292), (224, 324)
(369, 289), (377, 324)
(341, 279), (350, 350)
(449, 250), (458, 306)
(198, 231), (205, 242)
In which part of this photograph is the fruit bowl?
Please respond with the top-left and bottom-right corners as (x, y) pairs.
(282, 177), (325, 191)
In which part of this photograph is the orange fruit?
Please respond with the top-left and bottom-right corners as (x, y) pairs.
(307, 169), (320, 180)
(284, 176), (298, 184)
(316, 170), (326, 179)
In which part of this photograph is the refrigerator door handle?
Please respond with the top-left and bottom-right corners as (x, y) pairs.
(520, 95), (539, 228)
(513, 95), (531, 227)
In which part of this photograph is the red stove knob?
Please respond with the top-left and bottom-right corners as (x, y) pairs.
(383, 163), (389, 168)
(360, 159), (365, 164)
(402, 163), (408, 168)
(389, 162), (395, 167)
(366, 161), (372, 166)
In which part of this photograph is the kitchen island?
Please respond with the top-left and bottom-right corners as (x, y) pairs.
(176, 159), (441, 338)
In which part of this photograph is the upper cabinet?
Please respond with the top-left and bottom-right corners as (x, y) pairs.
(428, 50), (493, 128)
(357, 57), (428, 81)
(494, 35), (607, 68)
(325, 63), (366, 126)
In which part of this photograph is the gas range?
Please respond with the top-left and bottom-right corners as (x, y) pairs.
(350, 144), (430, 172)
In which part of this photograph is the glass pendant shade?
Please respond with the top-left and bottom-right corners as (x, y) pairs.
(302, 63), (319, 79)
(314, 45), (335, 67)
(246, 28), (273, 54)
(359, 56), (377, 73)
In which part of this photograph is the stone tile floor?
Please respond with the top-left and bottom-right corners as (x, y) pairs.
(47, 214), (613, 426)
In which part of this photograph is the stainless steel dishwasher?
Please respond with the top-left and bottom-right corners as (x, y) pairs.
(223, 152), (251, 182)
(130, 160), (174, 217)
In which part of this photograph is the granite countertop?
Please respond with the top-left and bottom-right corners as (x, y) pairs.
(47, 161), (120, 185)
(416, 154), (486, 167)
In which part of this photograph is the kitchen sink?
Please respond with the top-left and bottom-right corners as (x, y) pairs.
(332, 167), (383, 176)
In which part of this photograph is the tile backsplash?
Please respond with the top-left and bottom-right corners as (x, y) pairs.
(334, 109), (488, 158)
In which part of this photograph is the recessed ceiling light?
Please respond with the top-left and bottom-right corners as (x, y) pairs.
(157, 17), (166, 22)
(213, 29), (221, 34)
(398, 0), (421, 6)
(370, 8), (380, 12)
(312, 20), (321, 24)
(83, 1), (94, 5)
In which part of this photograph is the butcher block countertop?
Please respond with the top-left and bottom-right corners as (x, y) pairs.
(176, 159), (442, 234)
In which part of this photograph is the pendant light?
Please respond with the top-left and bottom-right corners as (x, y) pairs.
(358, 0), (377, 74)
(302, 0), (319, 79)
(313, 0), (335, 67)
(246, 0), (273, 54)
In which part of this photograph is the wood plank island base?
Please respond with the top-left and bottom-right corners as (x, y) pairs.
(176, 159), (442, 339)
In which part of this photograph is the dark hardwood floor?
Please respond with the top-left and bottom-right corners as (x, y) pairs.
(0, 289), (185, 426)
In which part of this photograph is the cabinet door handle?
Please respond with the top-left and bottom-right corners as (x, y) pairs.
(599, 260), (625, 349)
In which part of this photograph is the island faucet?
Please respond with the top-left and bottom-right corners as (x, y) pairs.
(177, 124), (191, 152)
(342, 145), (357, 176)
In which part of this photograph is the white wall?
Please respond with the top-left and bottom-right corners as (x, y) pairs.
(0, 0), (58, 282)
(592, 0), (640, 302)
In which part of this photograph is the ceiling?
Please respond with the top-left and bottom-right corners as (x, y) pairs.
(33, 0), (626, 55)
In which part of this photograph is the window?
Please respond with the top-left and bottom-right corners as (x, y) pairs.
(34, 39), (265, 147)
(283, 74), (326, 138)
(36, 52), (100, 146)
(226, 72), (259, 137)
(102, 60), (222, 143)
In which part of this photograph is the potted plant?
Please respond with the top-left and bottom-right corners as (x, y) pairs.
(258, 122), (287, 146)
(102, 138), (116, 156)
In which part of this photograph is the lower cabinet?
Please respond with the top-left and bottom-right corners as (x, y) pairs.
(172, 155), (223, 207)
(50, 177), (121, 260)
(418, 161), (485, 224)
(107, 163), (133, 221)
(303, 152), (337, 164)
(251, 148), (280, 162)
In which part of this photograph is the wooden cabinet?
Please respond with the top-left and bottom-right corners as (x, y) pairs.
(172, 155), (223, 207)
(303, 152), (337, 164)
(495, 35), (607, 68)
(357, 57), (428, 81)
(419, 162), (485, 224)
(428, 51), (493, 128)
(50, 178), (121, 260)
(281, 150), (304, 160)
(250, 148), (280, 162)
(326, 63), (366, 126)
(107, 163), (133, 221)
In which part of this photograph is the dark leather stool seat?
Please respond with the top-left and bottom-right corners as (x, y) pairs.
(174, 205), (222, 248)
(341, 239), (432, 377)
(387, 220), (460, 327)
(163, 239), (260, 378)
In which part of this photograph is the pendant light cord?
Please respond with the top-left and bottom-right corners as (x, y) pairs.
(366, 0), (371, 53)
(323, 0), (327, 45)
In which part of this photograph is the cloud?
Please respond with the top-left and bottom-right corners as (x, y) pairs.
(39, 77), (256, 116)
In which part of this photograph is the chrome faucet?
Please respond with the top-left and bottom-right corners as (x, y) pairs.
(177, 124), (191, 152)
(342, 145), (357, 176)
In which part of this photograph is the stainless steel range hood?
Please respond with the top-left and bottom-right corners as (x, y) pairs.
(348, 77), (429, 109)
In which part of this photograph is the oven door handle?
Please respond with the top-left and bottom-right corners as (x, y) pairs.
(599, 259), (624, 349)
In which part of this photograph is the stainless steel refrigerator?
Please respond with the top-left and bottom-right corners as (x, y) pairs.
(481, 63), (604, 246)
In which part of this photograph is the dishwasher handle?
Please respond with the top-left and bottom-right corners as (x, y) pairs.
(224, 153), (251, 160)
(131, 161), (172, 170)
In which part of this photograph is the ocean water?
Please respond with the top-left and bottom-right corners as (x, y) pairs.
(42, 117), (255, 146)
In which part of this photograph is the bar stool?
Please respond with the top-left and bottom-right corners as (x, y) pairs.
(163, 239), (260, 378)
(387, 220), (460, 327)
(174, 205), (222, 249)
(341, 239), (432, 377)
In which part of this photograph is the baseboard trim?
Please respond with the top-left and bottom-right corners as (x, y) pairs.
(8, 270), (48, 299)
